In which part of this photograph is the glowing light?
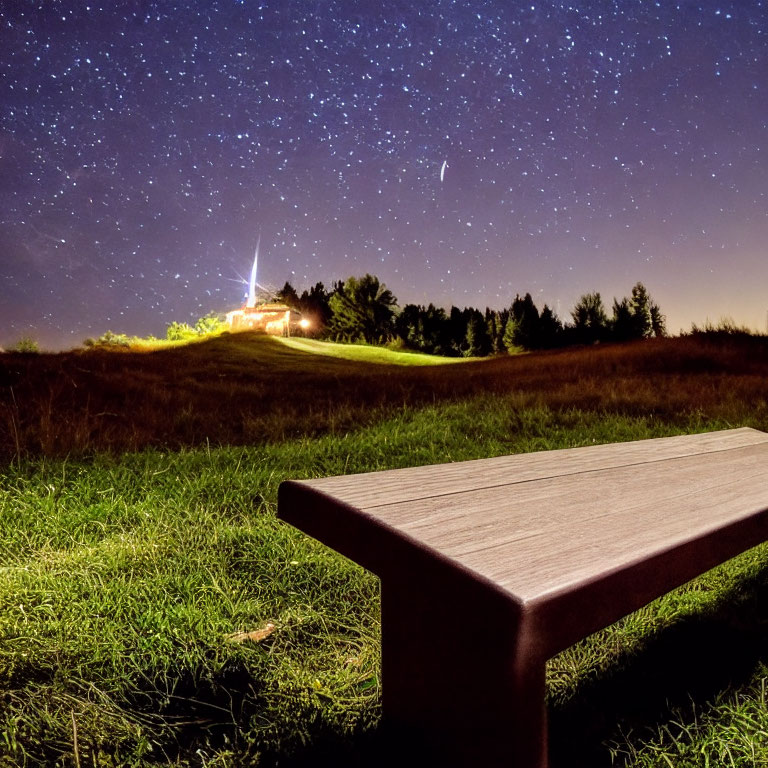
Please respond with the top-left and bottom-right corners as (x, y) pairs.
(299, 318), (310, 329)
(246, 234), (260, 308)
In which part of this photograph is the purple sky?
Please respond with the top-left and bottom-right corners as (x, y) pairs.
(1, 1), (767, 349)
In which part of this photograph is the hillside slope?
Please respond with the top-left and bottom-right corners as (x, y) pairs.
(1, 331), (767, 459)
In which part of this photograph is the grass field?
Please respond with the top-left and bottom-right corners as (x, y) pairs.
(278, 336), (470, 365)
(2, 331), (768, 766)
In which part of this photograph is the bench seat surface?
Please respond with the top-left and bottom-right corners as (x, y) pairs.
(280, 428), (768, 606)
(278, 427), (768, 765)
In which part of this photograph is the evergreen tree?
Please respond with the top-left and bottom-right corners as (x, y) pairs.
(485, 308), (508, 354)
(395, 303), (451, 353)
(275, 281), (300, 308)
(509, 293), (541, 349)
(485, 308), (498, 353)
(464, 309), (492, 357)
(538, 304), (562, 348)
(502, 314), (519, 352)
(420, 303), (451, 354)
(448, 306), (469, 355)
(493, 308), (510, 353)
(298, 282), (332, 336)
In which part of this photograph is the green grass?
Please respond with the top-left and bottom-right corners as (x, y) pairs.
(3, 333), (768, 765)
(276, 336), (470, 365)
(3, 395), (768, 766)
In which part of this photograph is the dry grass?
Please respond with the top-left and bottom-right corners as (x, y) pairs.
(2, 330), (767, 461)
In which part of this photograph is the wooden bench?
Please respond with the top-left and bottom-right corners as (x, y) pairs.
(277, 428), (768, 766)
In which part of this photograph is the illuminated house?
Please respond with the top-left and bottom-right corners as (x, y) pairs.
(226, 242), (310, 335)
(225, 302), (292, 335)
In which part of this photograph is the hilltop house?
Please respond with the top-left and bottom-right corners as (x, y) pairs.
(225, 302), (293, 335)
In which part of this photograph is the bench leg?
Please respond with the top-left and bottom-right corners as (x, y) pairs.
(380, 573), (548, 767)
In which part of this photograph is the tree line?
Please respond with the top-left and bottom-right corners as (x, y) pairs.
(275, 274), (666, 357)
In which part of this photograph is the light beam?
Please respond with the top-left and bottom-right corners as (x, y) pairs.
(246, 234), (260, 307)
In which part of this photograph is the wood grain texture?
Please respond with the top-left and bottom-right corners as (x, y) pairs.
(279, 428), (768, 607)
(277, 428), (768, 766)
(373, 443), (768, 600)
(297, 427), (768, 509)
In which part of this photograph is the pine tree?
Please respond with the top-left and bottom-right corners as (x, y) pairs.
(509, 293), (541, 350)
(538, 304), (562, 348)
(275, 281), (300, 308)
(502, 315), (519, 352)
(299, 282), (333, 336)
(464, 309), (492, 357)
(448, 306), (469, 355)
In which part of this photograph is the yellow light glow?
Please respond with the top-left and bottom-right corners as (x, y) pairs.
(299, 318), (310, 328)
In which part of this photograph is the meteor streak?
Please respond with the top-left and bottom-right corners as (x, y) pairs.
(440, 159), (447, 183)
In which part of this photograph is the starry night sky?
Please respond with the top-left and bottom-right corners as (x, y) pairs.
(1, 1), (767, 350)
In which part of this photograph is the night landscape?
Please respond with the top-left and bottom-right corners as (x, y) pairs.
(2, 1), (768, 766)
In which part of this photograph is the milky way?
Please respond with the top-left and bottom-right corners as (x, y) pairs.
(1, 1), (767, 349)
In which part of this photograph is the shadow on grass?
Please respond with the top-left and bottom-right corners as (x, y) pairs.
(261, 728), (430, 768)
(267, 563), (768, 767)
(548, 563), (768, 767)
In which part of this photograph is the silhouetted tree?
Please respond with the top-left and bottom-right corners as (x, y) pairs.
(538, 304), (563, 348)
(607, 283), (665, 342)
(278, 273), (666, 352)
(298, 282), (333, 336)
(485, 308), (510, 354)
(395, 304), (422, 346)
(448, 306), (469, 355)
(427, 304), (455, 355)
(570, 292), (609, 344)
(395, 303), (453, 354)
(611, 297), (634, 342)
(464, 309), (492, 357)
(485, 308), (499, 353)
(650, 301), (667, 337)
(328, 274), (397, 343)
(629, 282), (653, 339)
(509, 293), (541, 349)
(275, 281), (300, 308)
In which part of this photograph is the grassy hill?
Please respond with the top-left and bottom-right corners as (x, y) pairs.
(2, 330), (768, 460)
(2, 331), (768, 766)
(277, 336), (470, 365)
